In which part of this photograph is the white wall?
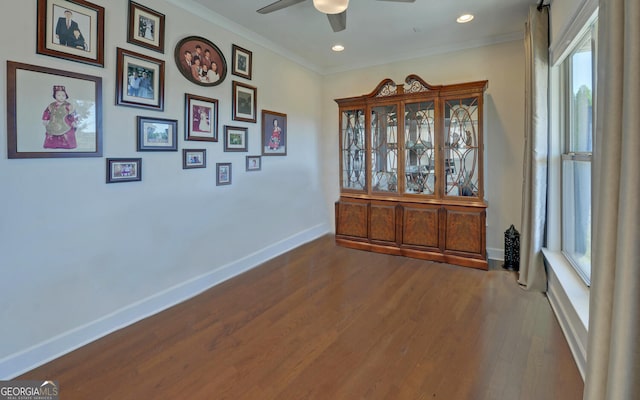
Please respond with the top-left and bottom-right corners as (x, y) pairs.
(320, 40), (526, 256)
(0, 0), (329, 377)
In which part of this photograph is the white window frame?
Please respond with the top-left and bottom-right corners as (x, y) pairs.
(543, 7), (598, 380)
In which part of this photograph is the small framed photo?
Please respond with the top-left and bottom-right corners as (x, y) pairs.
(185, 94), (218, 142)
(232, 44), (252, 80)
(183, 149), (206, 169)
(136, 116), (177, 151)
(7, 61), (102, 159)
(127, 1), (165, 53)
(106, 158), (142, 183)
(174, 36), (227, 86)
(262, 110), (287, 156)
(116, 47), (165, 111)
(216, 163), (232, 186)
(246, 155), (262, 171)
(232, 81), (257, 123)
(37, 0), (105, 67)
(223, 126), (248, 152)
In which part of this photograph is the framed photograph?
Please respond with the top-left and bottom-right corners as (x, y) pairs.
(223, 126), (248, 152)
(246, 155), (262, 172)
(7, 61), (102, 159)
(127, 1), (165, 53)
(216, 163), (232, 186)
(136, 116), (177, 151)
(174, 36), (227, 86)
(262, 110), (287, 156)
(185, 94), (218, 142)
(232, 81), (257, 123)
(182, 149), (206, 169)
(37, 0), (105, 67)
(231, 44), (252, 80)
(106, 158), (142, 183)
(116, 47), (165, 111)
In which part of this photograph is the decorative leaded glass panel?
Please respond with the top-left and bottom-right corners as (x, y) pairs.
(371, 105), (398, 193)
(444, 97), (479, 198)
(404, 101), (435, 195)
(341, 109), (366, 191)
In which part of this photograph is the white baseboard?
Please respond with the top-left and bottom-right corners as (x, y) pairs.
(0, 224), (330, 380)
(542, 248), (588, 380)
(486, 247), (504, 261)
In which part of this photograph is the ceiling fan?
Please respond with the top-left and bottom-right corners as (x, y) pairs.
(257, 0), (416, 32)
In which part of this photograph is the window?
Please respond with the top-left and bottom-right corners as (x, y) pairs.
(560, 21), (597, 285)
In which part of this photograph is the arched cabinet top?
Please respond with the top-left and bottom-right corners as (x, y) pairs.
(335, 75), (488, 106)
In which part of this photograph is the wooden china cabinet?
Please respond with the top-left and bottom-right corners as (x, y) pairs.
(334, 75), (488, 270)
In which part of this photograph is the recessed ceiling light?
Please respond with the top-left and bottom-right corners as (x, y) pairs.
(456, 14), (474, 23)
(332, 44), (345, 52)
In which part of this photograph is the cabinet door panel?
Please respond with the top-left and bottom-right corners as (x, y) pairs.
(444, 208), (484, 254)
(336, 201), (368, 238)
(370, 202), (396, 242)
(402, 205), (439, 248)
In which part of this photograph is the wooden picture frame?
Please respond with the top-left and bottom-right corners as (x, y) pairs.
(182, 149), (206, 169)
(127, 1), (165, 53)
(174, 36), (227, 86)
(106, 158), (141, 183)
(246, 155), (262, 171)
(262, 110), (287, 156)
(223, 126), (248, 152)
(216, 163), (232, 186)
(185, 94), (218, 142)
(37, 0), (105, 67)
(231, 44), (252, 80)
(232, 81), (257, 123)
(6, 61), (102, 159)
(116, 47), (164, 111)
(136, 116), (177, 151)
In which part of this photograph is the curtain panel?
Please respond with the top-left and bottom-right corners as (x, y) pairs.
(519, 5), (549, 292)
(583, 0), (640, 398)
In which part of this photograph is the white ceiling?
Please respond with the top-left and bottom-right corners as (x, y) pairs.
(177, 0), (538, 74)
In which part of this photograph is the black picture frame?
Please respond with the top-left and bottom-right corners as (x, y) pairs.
(223, 126), (248, 152)
(106, 158), (142, 183)
(246, 155), (262, 171)
(36, 0), (105, 67)
(185, 93), (218, 142)
(216, 162), (232, 186)
(182, 149), (206, 169)
(174, 36), (227, 86)
(232, 81), (257, 123)
(116, 47), (165, 111)
(232, 44), (252, 80)
(261, 109), (287, 156)
(6, 61), (103, 159)
(136, 116), (177, 151)
(127, 1), (165, 53)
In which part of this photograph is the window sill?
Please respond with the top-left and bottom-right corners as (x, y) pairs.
(542, 247), (589, 379)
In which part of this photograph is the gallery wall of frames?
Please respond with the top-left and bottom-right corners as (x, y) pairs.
(9, 0), (291, 181)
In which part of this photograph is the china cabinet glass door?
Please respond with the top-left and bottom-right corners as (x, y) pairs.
(371, 104), (398, 193)
(444, 97), (480, 198)
(341, 109), (366, 191)
(404, 101), (436, 195)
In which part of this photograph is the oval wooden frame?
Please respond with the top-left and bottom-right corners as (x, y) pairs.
(174, 36), (227, 87)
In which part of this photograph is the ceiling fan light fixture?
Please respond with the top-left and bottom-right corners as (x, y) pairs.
(313, 0), (349, 14)
(456, 14), (474, 23)
(332, 44), (345, 52)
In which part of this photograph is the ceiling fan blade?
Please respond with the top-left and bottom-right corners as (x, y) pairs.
(327, 10), (346, 32)
(257, 0), (307, 14)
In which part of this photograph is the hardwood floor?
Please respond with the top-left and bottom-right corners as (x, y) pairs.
(19, 235), (584, 399)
